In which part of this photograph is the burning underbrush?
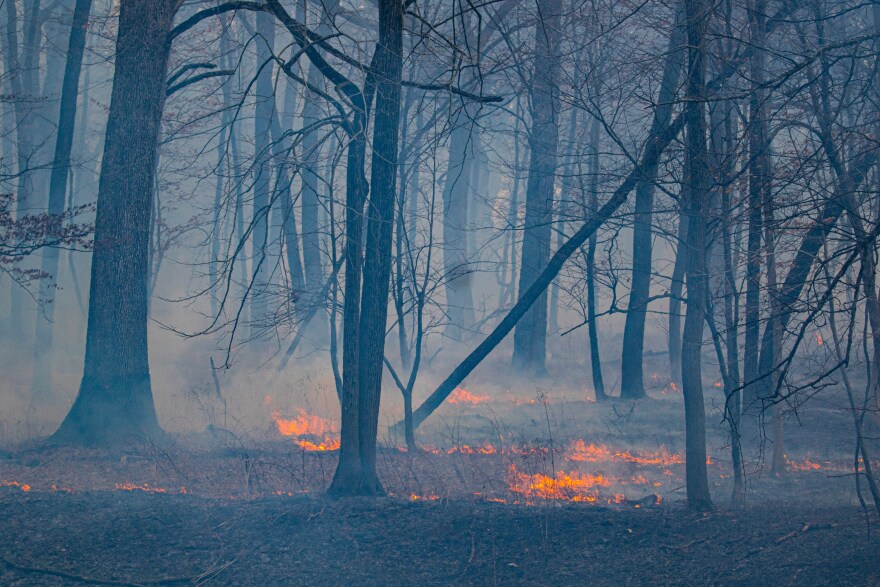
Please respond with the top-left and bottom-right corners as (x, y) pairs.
(0, 391), (861, 507)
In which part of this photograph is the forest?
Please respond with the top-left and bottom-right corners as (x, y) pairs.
(0, 0), (879, 584)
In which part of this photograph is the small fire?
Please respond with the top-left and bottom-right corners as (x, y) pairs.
(448, 443), (498, 455)
(1, 480), (30, 492)
(508, 465), (611, 502)
(815, 333), (824, 346)
(566, 441), (685, 466)
(409, 493), (440, 501)
(272, 409), (340, 451)
(786, 454), (823, 471)
(115, 482), (186, 494)
(448, 388), (491, 405)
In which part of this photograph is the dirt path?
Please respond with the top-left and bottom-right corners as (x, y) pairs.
(0, 490), (877, 586)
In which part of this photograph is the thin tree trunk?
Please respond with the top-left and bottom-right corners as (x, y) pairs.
(621, 1), (686, 398)
(586, 114), (606, 401)
(31, 0), (93, 398)
(249, 10), (275, 335)
(511, 0), (562, 374)
(668, 213), (687, 387)
(680, 0), (713, 510)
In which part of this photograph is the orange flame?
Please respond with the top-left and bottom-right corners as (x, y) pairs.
(448, 388), (491, 405)
(566, 441), (685, 466)
(786, 454), (823, 471)
(1, 480), (30, 492)
(272, 409), (341, 451)
(448, 443), (498, 455)
(114, 482), (186, 494)
(508, 465), (611, 502)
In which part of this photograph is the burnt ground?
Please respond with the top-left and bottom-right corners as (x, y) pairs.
(0, 490), (877, 586)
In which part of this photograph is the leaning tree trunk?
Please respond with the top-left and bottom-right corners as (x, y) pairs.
(32, 0), (94, 399)
(511, 0), (562, 374)
(680, 0), (713, 510)
(402, 109), (687, 432)
(51, 0), (178, 446)
(620, 2), (686, 399)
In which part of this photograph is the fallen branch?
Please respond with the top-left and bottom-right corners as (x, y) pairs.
(0, 556), (206, 586)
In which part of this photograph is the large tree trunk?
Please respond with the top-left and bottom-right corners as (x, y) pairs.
(680, 0), (713, 510)
(51, 0), (178, 446)
(620, 2), (686, 398)
(329, 0), (403, 497)
(511, 0), (562, 374)
(32, 0), (94, 399)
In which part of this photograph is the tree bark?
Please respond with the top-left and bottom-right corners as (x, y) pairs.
(51, 0), (178, 446)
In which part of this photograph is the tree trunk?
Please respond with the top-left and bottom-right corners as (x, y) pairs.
(742, 0), (768, 421)
(586, 114), (607, 401)
(32, 0), (93, 399)
(511, 0), (562, 374)
(249, 10), (275, 335)
(680, 0), (713, 510)
(668, 213), (687, 386)
(442, 114), (476, 341)
(51, 0), (178, 446)
(620, 2), (686, 398)
(329, 0), (403, 497)
(297, 0), (339, 342)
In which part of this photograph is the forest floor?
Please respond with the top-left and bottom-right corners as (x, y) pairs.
(1, 357), (878, 585)
(0, 490), (877, 586)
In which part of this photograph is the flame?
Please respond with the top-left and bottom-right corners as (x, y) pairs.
(448, 388), (491, 405)
(114, 482), (186, 494)
(1, 481), (30, 492)
(786, 454), (823, 471)
(508, 465), (611, 502)
(409, 493), (440, 501)
(448, 443), (498, 455)
(566, 441), (685, 466)
(815, 333), (824, 346)
(272, 409), (340, 451)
